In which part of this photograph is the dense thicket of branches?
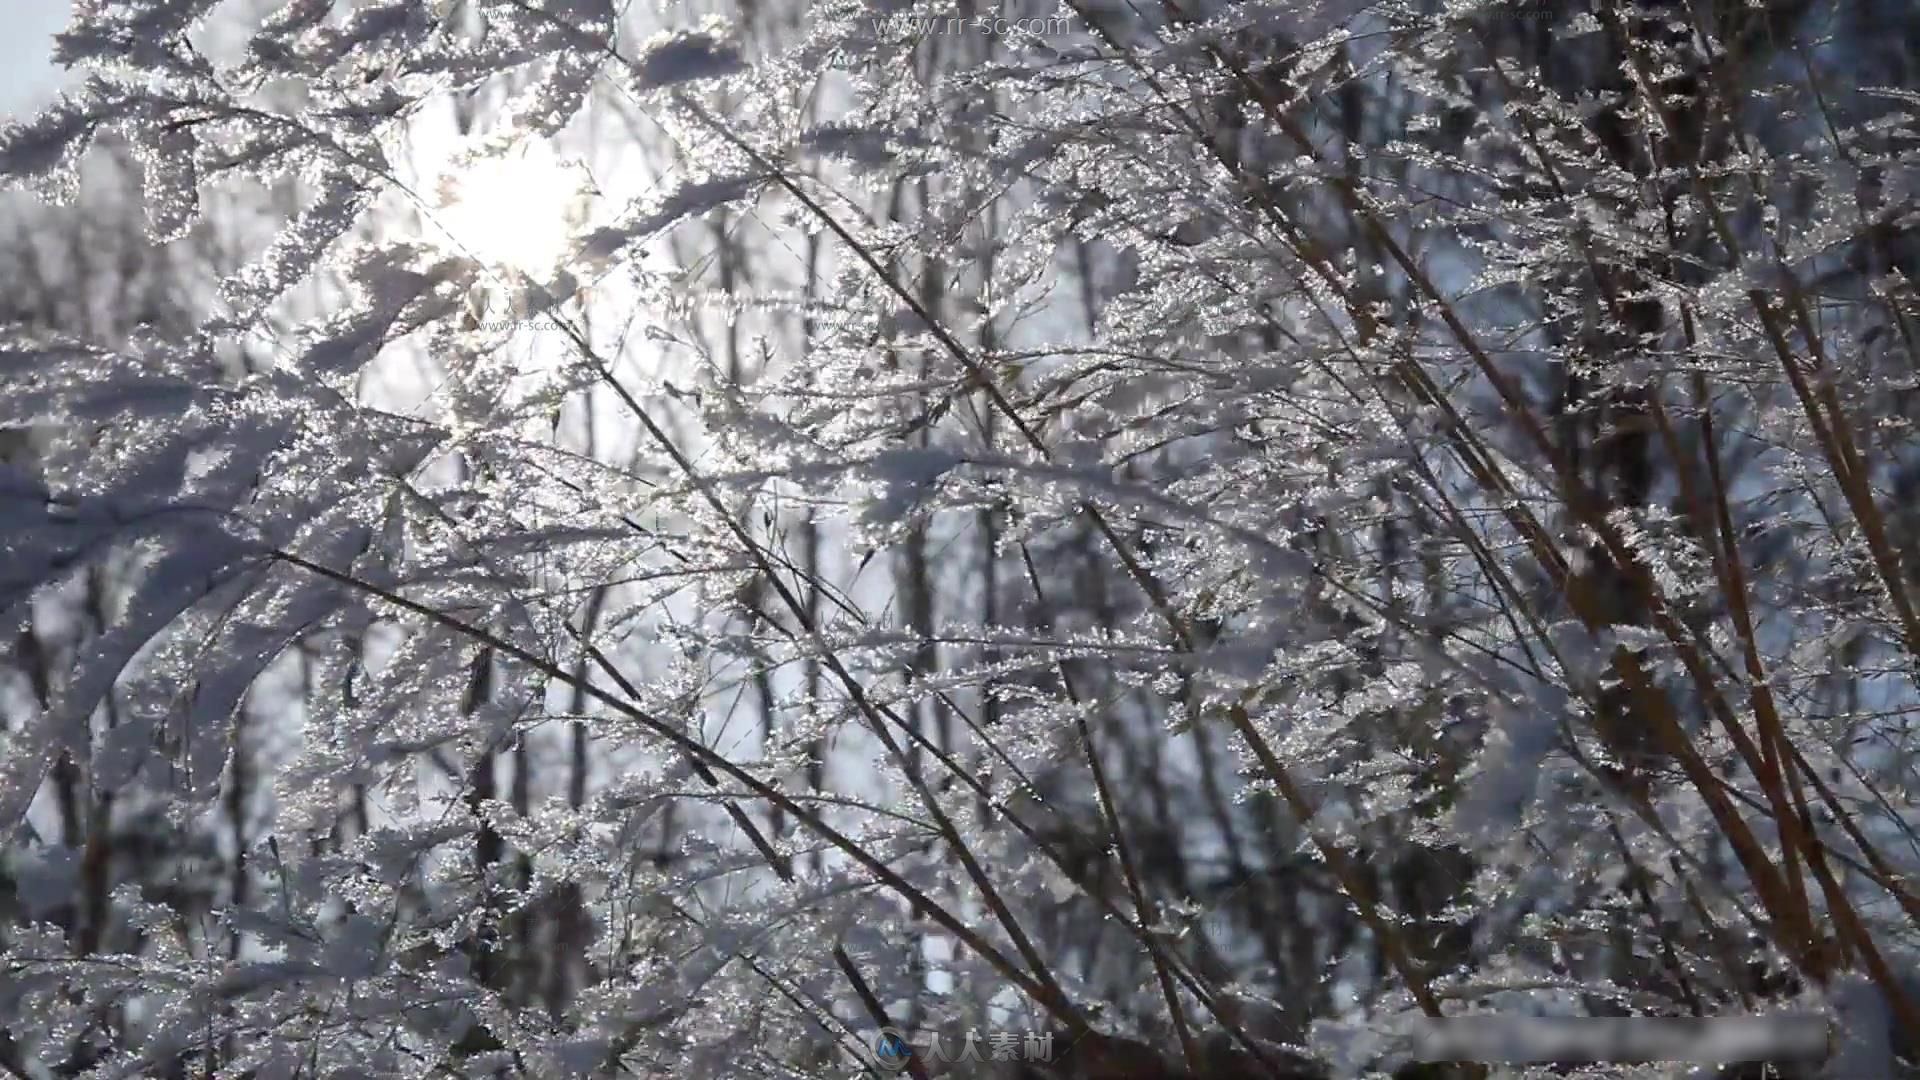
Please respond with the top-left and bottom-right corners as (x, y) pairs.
(4, 0), (1920, 1077)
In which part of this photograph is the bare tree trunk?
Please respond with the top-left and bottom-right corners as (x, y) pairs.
(463, 649), (501, 990)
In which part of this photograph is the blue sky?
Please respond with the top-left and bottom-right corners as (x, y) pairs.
(0, 0), (72, 119)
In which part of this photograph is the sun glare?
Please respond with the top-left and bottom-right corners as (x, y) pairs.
(431, 139), (584, 278)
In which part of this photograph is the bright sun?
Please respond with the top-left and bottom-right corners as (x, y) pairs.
(431, 139), (584, 278)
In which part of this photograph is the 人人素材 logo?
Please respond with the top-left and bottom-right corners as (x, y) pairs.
(872, 1028), (914, 1073)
